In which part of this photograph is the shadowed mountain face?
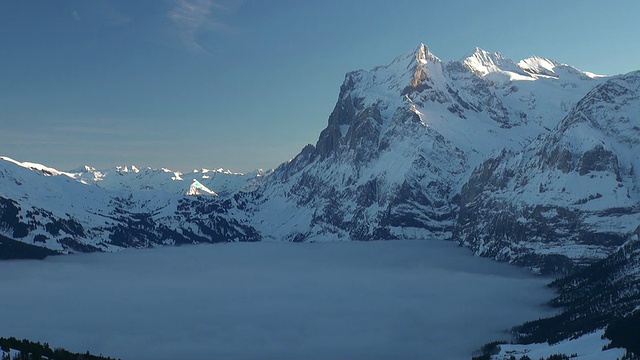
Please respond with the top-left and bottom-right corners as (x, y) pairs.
(1, 44), (639, 276)
(456, 71), (640, 274)
(249, 44), (611, 249)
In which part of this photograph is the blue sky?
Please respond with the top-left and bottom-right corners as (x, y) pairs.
(1, 0), (639, 172)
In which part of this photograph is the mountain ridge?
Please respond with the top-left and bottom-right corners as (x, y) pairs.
(0, 43), (634, 272)
(457, 70), (640, 273)
(3, 43), (639, 357)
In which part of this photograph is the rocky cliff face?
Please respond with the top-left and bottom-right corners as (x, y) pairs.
(456, 71), (640, 274)
(249, 44), (606, 247)
(2, 44), (637, 276)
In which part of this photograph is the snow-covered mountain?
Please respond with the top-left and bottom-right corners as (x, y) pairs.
(67, 163), (269, 197)
(0, 156), (263, 254)
(0, 43), (637, 275)
(249, 43), (607, 245)
(2, 42), (640, 357)
(457, 71), (640, 273)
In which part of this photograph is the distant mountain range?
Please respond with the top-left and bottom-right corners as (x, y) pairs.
(2, 43), (639, 358)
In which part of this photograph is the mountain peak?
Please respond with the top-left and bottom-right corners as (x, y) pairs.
(0, 156), (68, 177)
(470, 46), (498, 58)
(517, 56), (562, 77)
(400, 43), (443, 95)
(415, 43), (439, 65)
(186, 179), (218, 196)
(462, 47), (517, 77)
(516, 55), (605, 79)
(69, 165), (97, 173)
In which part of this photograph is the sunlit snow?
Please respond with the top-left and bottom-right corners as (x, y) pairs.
(493, 329), (626, 360)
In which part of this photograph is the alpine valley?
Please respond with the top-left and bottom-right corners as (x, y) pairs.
(2, 43), (640, 359)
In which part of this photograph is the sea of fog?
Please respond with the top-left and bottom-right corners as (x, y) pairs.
(0, 240), (557, 360)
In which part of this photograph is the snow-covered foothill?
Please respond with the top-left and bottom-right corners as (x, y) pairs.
(0, 43), (637, 273)
(0, 156), (261, 254)
(492, 329), (626, 360)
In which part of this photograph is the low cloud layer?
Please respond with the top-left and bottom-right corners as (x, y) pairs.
(0, 241), (556, 359)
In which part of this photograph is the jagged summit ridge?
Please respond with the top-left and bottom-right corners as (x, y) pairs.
(416, 43), (440, 64)
(518, 56), (562, 77)
(2, 43), (639, 358)
(462, 47), (524, 77)
(249, 42), (608, 245)
(0, 42), (633, 276)
(0, 156), (267, 197)
(460, 47), (605, 83)
(405, 43), (440, 92)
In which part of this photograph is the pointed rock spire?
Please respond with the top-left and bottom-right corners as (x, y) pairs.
(403, 43), (441, 95)
(416, 43), (438, 64)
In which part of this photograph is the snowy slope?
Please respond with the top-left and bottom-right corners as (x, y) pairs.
(491, 329), (627, 360)
(1, 42), (639, 359)
(0, 43), (631, 267)
(482, 237), (640, 359)
(0, 156), (261, 253)
(457, 71), (640, 273)
(249, 43), (605, 243)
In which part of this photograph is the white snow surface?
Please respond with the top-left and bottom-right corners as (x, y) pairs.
(67, 163), (269, 197)
(463, 71), (640, 263)
(0, 349), (22, 360)
(492, 329), (626, 360)
(0, 240), (556, 360)
(249, 43), (607, 242)
(0, 156), (264, 251)
(186, 179), (218, 196)
(0, 156), (268, 198)
(0, 44), (635, 263)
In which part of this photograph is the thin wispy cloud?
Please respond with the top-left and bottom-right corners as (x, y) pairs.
(168, 0), (241, 53)
(169, 0), (212, 25)
(52, 119), (132, 136)
(1, 120), (133, 146)
(70, 1), (132, 27)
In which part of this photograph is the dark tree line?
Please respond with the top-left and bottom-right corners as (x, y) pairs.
(0, 337), (119, 360)
(605, 310), (640, 356)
